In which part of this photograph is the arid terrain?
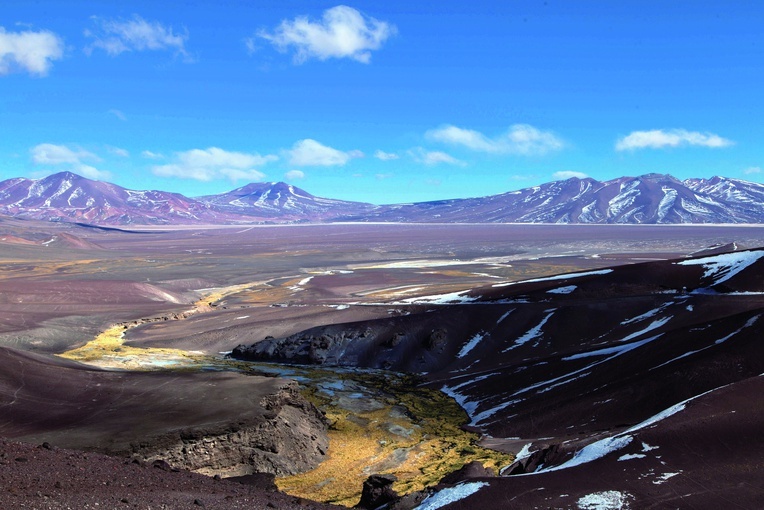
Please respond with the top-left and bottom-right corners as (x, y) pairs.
(1, 217), (763, 508)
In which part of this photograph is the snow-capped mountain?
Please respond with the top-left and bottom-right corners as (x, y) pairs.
(0, 172), (762, 225)
(344, 174), (764, 224)
(0, 173), (375, 225)
(0, 172), (227, 225)
(197, 181), (375, 221)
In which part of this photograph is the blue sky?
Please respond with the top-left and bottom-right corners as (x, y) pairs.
(2, 1), (763, 203)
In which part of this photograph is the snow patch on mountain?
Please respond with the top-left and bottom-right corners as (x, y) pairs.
(676, 249), (764, 285)
(414, 481), (489, 510)
(458, 332), (486, 358)
(502, 310), (555, 352)
(577, 491), (632, 510)
(493, 269), (613, 288)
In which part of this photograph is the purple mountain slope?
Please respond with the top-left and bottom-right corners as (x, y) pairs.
(197, 181), (376, 221)
(343, 174), (764, 224)
(0, 172), (228, 225)
(0, 172), (762, 225)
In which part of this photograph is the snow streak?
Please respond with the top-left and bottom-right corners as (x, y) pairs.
(457, 332), (486, 358)
(676, 249), (764, 285)
(493, 269), (613, 288)
(502, 310), (555, 352)
(414, 482), (488, 510)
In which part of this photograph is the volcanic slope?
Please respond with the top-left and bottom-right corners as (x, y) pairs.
(233, 247), (764, 508)
(0, 346), (331, 480)
(0, 171), (233, 225)
(197, 181), (376, 221)
(3, 171), (764, 225)
(347, 174), (764, 224)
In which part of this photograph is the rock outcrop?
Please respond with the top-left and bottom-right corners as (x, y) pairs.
(232, 328), (376, 365)
(135, 382), (329, 477)
(355, 474), (399, 509)
(1, 348), (329, 480)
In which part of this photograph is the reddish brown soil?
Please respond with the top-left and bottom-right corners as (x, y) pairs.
(0, 437), (340, 510)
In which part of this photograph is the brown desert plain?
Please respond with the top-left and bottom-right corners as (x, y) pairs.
(1, 217), (764, 509)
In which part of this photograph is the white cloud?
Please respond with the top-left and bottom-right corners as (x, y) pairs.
(615, 129), (733, 151)
(0, 27), (64, 76)
(152, 147), (277, 181)
(108, 109), (127, 121)
(258, 5), (395, 64)
(426, 124), (565, 156)
(141, 150), (164, 160)
(285, 170), (305, 180)
(30, 143), (110, 179)
(106, 146), (129, 157)
(553, 170), (589, 180)
(409, 147), (465, 166)
(423, 151), (462, 166)
(76, 164), (110, 180)
(374, 150), (399, 161)
(85, 15), (189, 59)
(743, 166), (761, 175)
(288, 139), (360, 166)
(244, 37), (258, 55)
(31, 143), (99, 165)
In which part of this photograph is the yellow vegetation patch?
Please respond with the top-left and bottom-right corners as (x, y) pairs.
(59, 324), (207, 370)
(276, 373), (514, 507)
(194, 281), (263, 308)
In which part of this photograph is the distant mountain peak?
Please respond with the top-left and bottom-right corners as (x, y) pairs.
(199, 180), (374, 221)
(225, 181), (314, 199)
(0, 172), (761, 226)
(46, 170), (83, 180)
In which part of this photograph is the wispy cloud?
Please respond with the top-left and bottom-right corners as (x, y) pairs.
(258, 6), (395, 64)
(409, 147), (465, 166)
(85, 15), (189, 59)
(285, 170), (305, 180)
(106, 145), (129, 157)
(615, 129), (733, 151)
(426, 124), (565, 156)
(374, 150), (399, 161)
(288, 139), (361, 166)
(30, 143), (110, 180)
(0, 27), (64, 76)
(553, 170), (589, 180)
(108, 109), (127, 121)
(152, 147), (277, 181)
(243, 37), (258, 55)
(31, 143), (98, 165)
(743, 166), (761, 175)
(141, 150), (164, 160)
(510, 174), (538, 181)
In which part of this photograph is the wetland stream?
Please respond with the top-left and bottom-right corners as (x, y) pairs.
(58, 284), (513, 506)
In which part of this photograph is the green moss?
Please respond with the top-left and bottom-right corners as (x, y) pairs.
(276, 369), (514, 506)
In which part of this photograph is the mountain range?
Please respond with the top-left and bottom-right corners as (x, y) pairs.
(0, 171), (763, 226)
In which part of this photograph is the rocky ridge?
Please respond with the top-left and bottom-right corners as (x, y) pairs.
(2, 171), (764, 225)
(0, 347), (330, 479)
(135, 382), (330, 478)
